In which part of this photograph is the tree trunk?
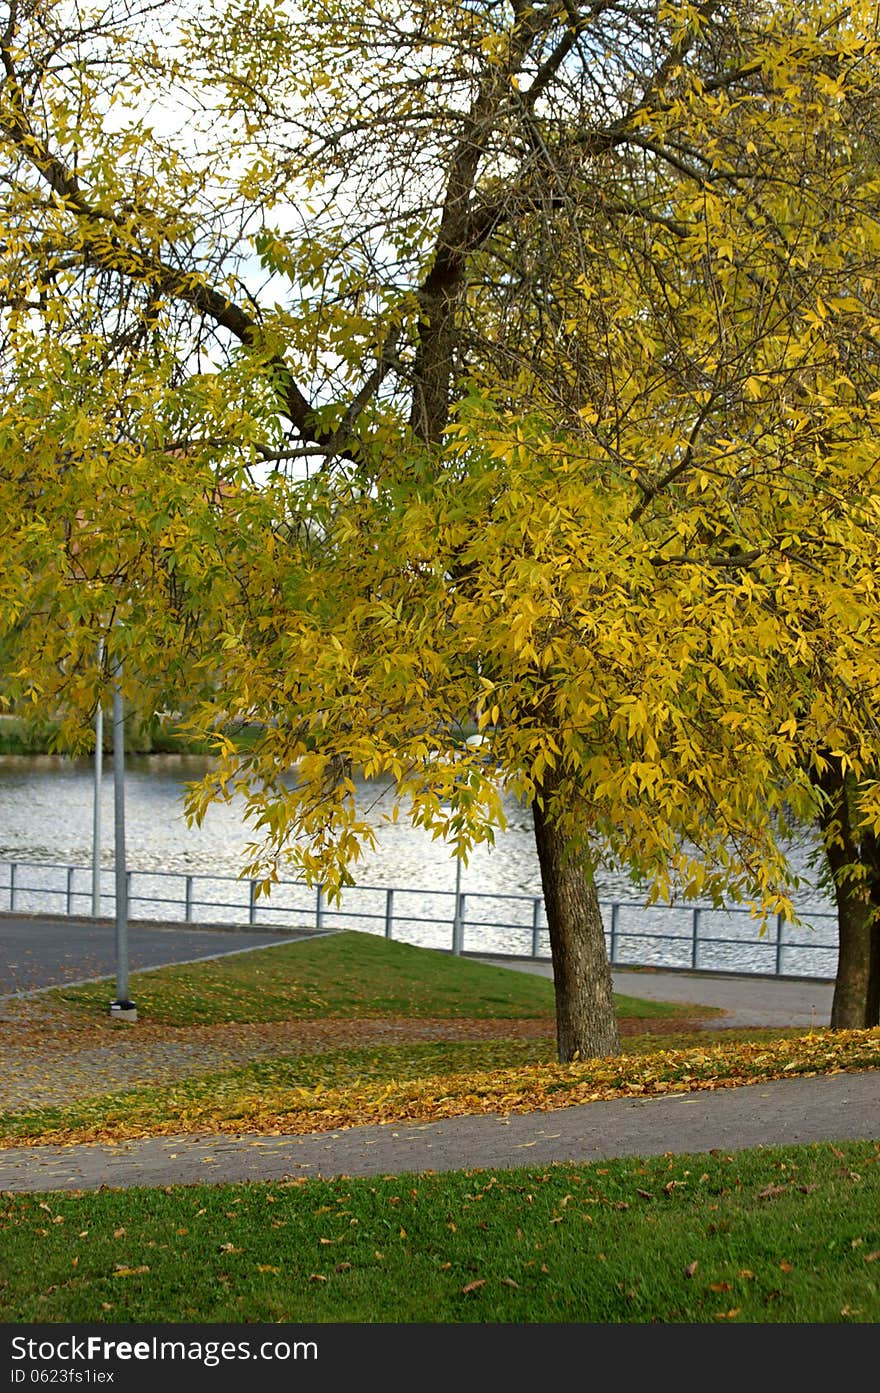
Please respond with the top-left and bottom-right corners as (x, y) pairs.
(840, 822), (880, 1028)
(862, 831), (880, 1027)
(814, 759), (880, 1029)
(532, 777), (620, 1062)
(831, 887), (879, 1028)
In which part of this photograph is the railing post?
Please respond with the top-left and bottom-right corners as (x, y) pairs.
(775, 911), (784, 976)
(185, 875), (193, 923)
(66, 865), (75, 916)
(384, 888), (394, 939)
(249, 879), (257, 925)
(691, 907), (701, 970)
(531, 896), (542, 957)
(9, 862), (15, 911)
(610, 902), (619, 964)
(316, 883), (324, 930)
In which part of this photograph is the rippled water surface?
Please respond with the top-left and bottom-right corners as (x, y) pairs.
(0, 754), (839, 976)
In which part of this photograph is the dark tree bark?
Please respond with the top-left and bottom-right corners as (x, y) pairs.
(532, 768), (620, 1061)
(860, 826), (880, 1027)
(830, 889), (880, 1028)
(814, 760), (880, 1029)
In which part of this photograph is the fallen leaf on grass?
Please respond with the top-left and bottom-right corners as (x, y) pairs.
(779, 1259), (794, 1273)
(684, 1261), (699, 1278)
(7, 1029), (880, 1149)
(308, 1274), (327, 1283)
(713, 1309), (741, 1320)
(864, 1251), (880, 1263)
(113, 1266), (149, 1278)
(461, 1280), (486, 1294)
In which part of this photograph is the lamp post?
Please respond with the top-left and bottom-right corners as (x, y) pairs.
(109, 657), (136, 1022)
(92, 639), (103, 918)
(441, 803), (465, 955)
(451, 842), (464, 955)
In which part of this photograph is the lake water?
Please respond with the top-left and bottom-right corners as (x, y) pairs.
(0, 754), (839, 977)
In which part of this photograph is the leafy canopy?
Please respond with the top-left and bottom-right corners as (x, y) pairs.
(2, 0), (880, 917)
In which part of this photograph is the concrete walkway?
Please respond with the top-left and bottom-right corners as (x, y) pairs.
(474, 958), (836, 1030)
(0, 1071), (876, 1193)
(0, 929), (867, 1196)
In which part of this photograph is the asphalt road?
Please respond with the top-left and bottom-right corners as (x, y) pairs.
(0, 912), (306, 996)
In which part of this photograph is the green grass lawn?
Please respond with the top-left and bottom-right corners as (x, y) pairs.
(48, 931), (686, 1026)
(4, 932), (879, 1326)
(1, 1141), (878, 1323)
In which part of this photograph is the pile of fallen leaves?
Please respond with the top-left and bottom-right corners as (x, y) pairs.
(4, 1028), (878, 1148)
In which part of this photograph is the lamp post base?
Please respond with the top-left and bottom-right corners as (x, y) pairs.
(109, 1001), (138, 1023)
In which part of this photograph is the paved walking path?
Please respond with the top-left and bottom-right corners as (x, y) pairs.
(0, 1071), (876, 1193)
(478, 957), (836, 1030)
(0, 918), (871, 1195)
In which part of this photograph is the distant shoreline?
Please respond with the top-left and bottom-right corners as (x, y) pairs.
(0, 714), (240, 758)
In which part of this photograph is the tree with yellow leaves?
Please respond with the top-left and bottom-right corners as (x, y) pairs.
(2, 0), (880, 1056)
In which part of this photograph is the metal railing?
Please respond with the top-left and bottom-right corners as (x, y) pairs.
(0, 857), (838, 980)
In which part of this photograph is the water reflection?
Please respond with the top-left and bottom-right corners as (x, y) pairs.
(0, 753), (543, 895)
(0, 753), (833, 903)
(0, 753), (838, 974)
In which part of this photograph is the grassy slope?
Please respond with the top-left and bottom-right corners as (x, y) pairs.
(48, 930), (684, 1026)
